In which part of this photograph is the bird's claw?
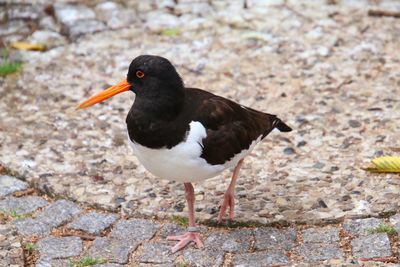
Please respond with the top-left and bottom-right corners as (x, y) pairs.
(217, 192), (235, 223)
(167, 232), (204, 253)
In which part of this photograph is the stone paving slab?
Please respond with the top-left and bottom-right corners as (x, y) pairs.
(36, 199), (81, 228)
(159, 223), (186, 238)
(139, 242), (178, 264)
(13, 218), (52, 237)
(37, 236), (83, 259)
(254, 227), (297, 251)
(110, 219), (160, 241)
(298, 243), (343, 262)
(182, 248), (225, 267)
(205, 229), (253, 253)
(0, 175), (28, 197)
(13, 199), (81, 237)
(36, 257), (71, 267)
(93, 264), (123, 267)
(138, 264), (174, 267)
(87, 237), (140, 264)
(389, 214), (400, 234)
(0, 196), (48, 215)
(302, 227), (340, 243)
(0, 225), (24, 267)
(68, 211), (118, 235)
(343, 217), (384, 236)
(351, 233), (393, 259)
(231, 250), (290, 267)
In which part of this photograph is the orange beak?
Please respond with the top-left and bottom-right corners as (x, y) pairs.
(77, 80), (131, 110)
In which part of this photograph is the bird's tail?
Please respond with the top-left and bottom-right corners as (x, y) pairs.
(273, 118), (292, 132)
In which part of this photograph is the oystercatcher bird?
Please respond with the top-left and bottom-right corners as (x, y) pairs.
(78, 55), (292, 252)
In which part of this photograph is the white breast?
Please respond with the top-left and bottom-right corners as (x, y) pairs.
(129, 121), (262, 183)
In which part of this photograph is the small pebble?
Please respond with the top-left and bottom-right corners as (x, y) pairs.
(173, 202), (185, 212)
(283, 147), (295, 155)
(207, 207), (218, 215)
(297, 140), (307, 147)
(348, 120), (361, 128)
(313, 162), (325, 169)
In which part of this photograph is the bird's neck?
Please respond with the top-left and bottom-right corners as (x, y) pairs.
(126, 91), (188, 149)
(131, 91), (185, 121)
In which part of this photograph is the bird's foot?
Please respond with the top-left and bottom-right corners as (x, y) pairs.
(217, 192), (235, 223)
(167, 231), (204, 253)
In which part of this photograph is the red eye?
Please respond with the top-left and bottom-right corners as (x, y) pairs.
(136, 70), (145, 78)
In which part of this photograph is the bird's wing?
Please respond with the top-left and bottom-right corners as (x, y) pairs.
(185, 88), (291, 165)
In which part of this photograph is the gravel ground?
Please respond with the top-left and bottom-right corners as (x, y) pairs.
(0, 0), (399, 227)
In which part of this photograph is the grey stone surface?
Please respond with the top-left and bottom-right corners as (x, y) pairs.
(37, 236), (82, 259)
(254, 227), (296, 251)
(183, 248), (224, 267)
(110, 219), (160, 241)
(13, 218), (51, 236)
(54, 4), (96, 27)
(175, 2), (212, 16)
(389, 214), (400, 234)
(68, 211), (117, 235)
(144, 12), (180, 32)
(298, 243), (343, 261)
(351, 233), (392, 259)
(138, 264), (174, 267)
(87, 237), (140, 264)
(0, 175), (28, 197)
(0, 225), (24, 267)
(36, 199), (81, 228)
(159, 223), (207, 239)
(12, 199), (80, 236)
(39, 16), (60, 32)
(27, 30), (68, 48)
(302, 227), (340, 243)
(139, 242), (178, 263)
(0, 196), (48, 215)
(68, 19), (107, 39)
(93, 264), (124, 267)
(159, 223), (185, 238)
(205, 229), (253, 253)
(0, 20), (30, 36)
(7, 4), (41, 20)
(232, 250), (290, 267)
(36, 257), (71, 267)
(95, 2), (135, 29)
(343, 218), (383, 236)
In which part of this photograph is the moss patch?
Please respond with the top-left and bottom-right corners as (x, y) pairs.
(367, 224), (398, 235)
(0, 61), (22, 76)
(69, 257), (106, 267)
(169, 215), (189, 226)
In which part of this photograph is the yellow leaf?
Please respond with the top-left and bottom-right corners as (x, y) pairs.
(364, 156), (400, 173)
(10, 42), (46, 51)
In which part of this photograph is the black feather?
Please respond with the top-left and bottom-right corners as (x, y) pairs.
(274, 118), (292, 132)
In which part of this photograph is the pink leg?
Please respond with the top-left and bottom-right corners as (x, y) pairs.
(167, 183), (204, 253)
(217, 159), (244, 223)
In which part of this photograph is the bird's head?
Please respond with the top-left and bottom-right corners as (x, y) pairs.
(77, 55), (184, 109)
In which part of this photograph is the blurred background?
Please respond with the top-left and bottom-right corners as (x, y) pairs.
(0, 0), (399, 224)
